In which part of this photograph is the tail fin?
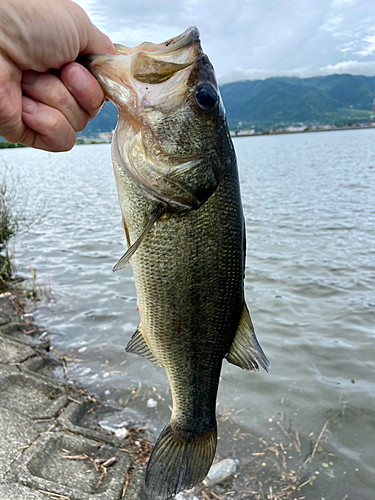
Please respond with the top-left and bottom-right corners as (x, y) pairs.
(145, 422), (217, 499)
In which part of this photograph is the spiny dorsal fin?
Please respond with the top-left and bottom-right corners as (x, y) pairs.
(113, 205), (165, 272)
(125, 326), (161, 367)
(225, 303), (270, 372)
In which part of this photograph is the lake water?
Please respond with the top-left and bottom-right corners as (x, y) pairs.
(1, 129), (375, 499)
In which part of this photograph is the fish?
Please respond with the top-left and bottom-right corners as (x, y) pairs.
(86, 26), (270, 499)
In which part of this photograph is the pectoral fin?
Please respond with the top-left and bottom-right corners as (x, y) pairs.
(226, 304), (270, 372)
(125, 326), (162, 367)
(113, 205), (165, 272)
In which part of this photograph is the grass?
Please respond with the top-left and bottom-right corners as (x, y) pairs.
(0, 166), (44, 282)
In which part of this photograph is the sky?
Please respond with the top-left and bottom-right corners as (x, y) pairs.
(75, 0), (375, 84)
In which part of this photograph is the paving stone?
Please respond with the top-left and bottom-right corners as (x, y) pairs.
(0, 408), (40, 480)
(0, 322), (43, 347)
(0, 322), (26, 335)
(0, 333), (35, 364)
(21, 355), (49, 372)
(0, 483), (52, 500)
(11, 431), (129, 500)
(123, 464), (148, 500)
(0, 366), (68, 419)
(58, 402), (148, 448)
(0, 296), (17, 326)
(58, 401), (123, 447)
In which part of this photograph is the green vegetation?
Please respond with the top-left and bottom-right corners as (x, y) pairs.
(220, 74), (375, 129)
(0, 170), (19, 278)
(0, 168), (37, 280)
(0, 141), (27, 149)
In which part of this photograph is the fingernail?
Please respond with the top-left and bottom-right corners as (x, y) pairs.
(22, 70), (38, 85)
(22, 96), (38, 113)
(67, 65), (89, 92)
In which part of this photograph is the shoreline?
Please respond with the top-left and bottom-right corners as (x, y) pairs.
(0, 278), (343, 500)
(0, 282), (151, 500)
(2, 123), (374, 149)
(231, 124), (375, 138)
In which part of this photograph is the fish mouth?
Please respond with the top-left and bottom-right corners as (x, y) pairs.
(114, 26), (201, 57)
(84, 26), (203, 118)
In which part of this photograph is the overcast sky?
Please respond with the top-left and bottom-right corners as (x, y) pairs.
(76, 0), (375, 84)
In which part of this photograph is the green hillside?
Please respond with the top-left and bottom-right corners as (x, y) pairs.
(220, 74), (375, 129)
(83, 74), (375, 134)
(81, 101), (118, 135)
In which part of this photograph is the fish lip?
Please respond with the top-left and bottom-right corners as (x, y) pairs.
(154, 25), (200, 54)
(113, 26), (201, 57)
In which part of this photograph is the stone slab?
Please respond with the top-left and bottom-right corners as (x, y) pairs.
(11, 431), (129, 500)
(123, 464), (148, 500)
(0, 408), (40, 480)
(0, 365), (68, 419)
(0, 483), (52, 500)
(21, 355), (49, 372)
(58, 401), (135, 448)
(0, 322), (43, 347)
(0, 333), (35, 364)
(0, 295), (17, 326)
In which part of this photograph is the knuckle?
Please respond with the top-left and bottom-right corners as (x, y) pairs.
(51, 85), (70, 109)
(47, 110), (63, 134)
(75, 111), (90, 132)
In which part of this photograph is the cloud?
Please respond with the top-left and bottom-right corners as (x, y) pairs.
(76, 0), (375, 83)
(219, 61), (375, 84)
(357, 34), (375, 56)
(317, 60), (375, 76)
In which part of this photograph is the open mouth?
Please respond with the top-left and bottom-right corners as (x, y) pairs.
(83, 26), (203, 119)
(113, 26), (201, 59)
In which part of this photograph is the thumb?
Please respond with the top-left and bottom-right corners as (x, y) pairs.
(81, 23), (116, 56)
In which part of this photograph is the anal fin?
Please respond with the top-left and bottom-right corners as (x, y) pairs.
(125, 326), (161, 367)
(225, 303), (270, 372)
(113, 204), (165, 272)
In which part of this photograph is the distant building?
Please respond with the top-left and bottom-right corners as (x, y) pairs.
(98, 132), (113, 142)
(286, 125), (308, 133)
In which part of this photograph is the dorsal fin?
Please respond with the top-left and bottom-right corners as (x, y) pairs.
(225, 303), (270, 372)
(113, 205), (165, 272)
(125, 326), (162, 367)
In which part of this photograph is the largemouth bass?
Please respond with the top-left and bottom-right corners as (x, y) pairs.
(87, 27), (270, 499)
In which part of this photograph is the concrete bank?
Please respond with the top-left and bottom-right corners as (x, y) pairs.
(0, 286), (319, 500)
(0, 288), (151, 500)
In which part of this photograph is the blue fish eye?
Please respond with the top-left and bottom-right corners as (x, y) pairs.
(195, 84), (218, 111)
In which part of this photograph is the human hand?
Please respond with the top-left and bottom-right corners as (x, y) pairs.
(0, 0), (115, 151)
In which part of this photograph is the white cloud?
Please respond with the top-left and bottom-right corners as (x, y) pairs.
(357, 34), (375, 56)
(74, 0), (375, 82)
(219, 60), (375, 84)
(320, 14), (344, 33)
(317, 60), (375, 76)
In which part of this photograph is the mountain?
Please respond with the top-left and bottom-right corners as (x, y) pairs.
(83, 74), (375, 134)
(220, 74), (375, 128)
(80, 101), (118, 136)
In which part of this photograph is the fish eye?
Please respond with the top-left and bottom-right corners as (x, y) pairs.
(195, 83), (218, 111)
